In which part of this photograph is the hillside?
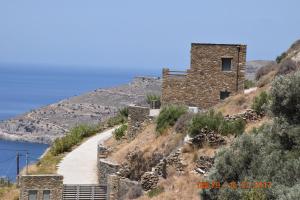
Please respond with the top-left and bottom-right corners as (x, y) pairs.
(98, 39), (300, 200)
(0, 77), (161, 143)
(245, 60), (275, 80)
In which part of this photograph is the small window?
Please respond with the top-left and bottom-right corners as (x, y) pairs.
(222, 58), (232, 71)
(43, 190), (50, 200)
(220, 91), (230, 100)
(28, 190), (37, 200)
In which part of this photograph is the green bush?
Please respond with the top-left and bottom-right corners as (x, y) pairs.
(270, 71), (300, 124)
(156, 105), (187, 134)
(113, 124), (127, 140)
(146, 93), (161, 104)
(147, 186), (164, 198)
(188, 110), (245, 137)
(51, 124), (98, 155)
(251, 91), (269, 114)
(146, 93), (161, 108)
(276, 52), (287, 63)
(107, 107), (128, 127)
(200, 120), (300, 199)
(118, 107), (128, 118)
(244, 79), (256, 89)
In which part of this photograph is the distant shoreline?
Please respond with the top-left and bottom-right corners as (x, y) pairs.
(0, 77), (162, 144)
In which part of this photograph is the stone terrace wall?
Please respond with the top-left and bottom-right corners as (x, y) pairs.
(127, 105), (150, 140)
(162, 43), (247, 109)
(97, 143), (120, 185)
(20, 175), (63, 200)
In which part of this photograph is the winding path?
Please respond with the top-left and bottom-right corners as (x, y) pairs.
(57, 128), (115, 184)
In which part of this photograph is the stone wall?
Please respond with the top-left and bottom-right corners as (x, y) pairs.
(97, 143), (120, 185)
(107, 174), (142, 200)
(162, 43), (247, 109)
(224, 109), (264, 122)
(20, 175), (63, 200)
(127, 105), (150, 140)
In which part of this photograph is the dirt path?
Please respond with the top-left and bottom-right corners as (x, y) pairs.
(57, 128), (115, 184)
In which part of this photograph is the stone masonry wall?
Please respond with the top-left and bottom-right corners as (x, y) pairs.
(127, 105), (150, 140)
(20, 175), (63, 200)
(162, 43), (247, 109)
(97, 143), (120, 185)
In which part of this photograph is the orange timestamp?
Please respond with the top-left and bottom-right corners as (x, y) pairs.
(197, 181), (272, 190)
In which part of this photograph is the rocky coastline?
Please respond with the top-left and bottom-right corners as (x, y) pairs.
(0, 77), (161, 144)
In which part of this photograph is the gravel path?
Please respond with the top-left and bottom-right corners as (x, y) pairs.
(57, 128), (115, 184)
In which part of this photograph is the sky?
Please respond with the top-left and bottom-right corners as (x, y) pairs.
(0, 0), (299, 71)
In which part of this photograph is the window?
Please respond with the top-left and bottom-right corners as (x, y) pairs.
(220, 91), (230, 100)
(222, 58), (232, 71)
(43, 190), (50, 200)
(28, 190), (37, 200)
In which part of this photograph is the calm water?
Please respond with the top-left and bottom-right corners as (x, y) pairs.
(0, 65), (159, 181)
(0, 140), (48, 181)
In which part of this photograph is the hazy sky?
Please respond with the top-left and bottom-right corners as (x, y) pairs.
(0, 0), (299, 71)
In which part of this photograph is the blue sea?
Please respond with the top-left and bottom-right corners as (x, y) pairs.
(0, 64), (159, 181)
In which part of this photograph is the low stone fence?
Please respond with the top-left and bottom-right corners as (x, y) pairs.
(224, 109), (264, 122)
(20, 175), (63, 200)
(141, 148), (186, 191)
(98, 158), (120, 185)
(107, 174), (142, 200)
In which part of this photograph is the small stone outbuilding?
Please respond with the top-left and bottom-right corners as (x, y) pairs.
(20, 175), (63, 200)
(162, 43), (247, 109)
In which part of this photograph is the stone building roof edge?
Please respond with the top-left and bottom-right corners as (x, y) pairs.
(191, 43), (246, 47)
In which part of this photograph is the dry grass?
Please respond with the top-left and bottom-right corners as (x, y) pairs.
(105, 124), (184, 163)
(245, 117), (272, 133)
(137, 173), (201, 200)
(0, 185), (19, 200)
(22, 152), (64, 175)
(136, 145), (218, 200)
(257, 70), (276, 88)
(215, 85), (272, 116)
(134, 136), (220, 200)
(215, 92), (256, 116)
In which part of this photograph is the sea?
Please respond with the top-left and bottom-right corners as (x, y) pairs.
(0, 64), (159, 181)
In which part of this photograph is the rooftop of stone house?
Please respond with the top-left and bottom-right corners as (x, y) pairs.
(191, 43), (245, 47)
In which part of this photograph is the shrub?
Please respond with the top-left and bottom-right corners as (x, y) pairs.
(242, 189), (268, 200)
(146, 93), (161, 108)
(118, 107), (129, 118)
(113, 124), (127, 140)
(276, 59), (299, 76)
(276, 52), (287, 63)
(244, 79), (256, 89)
(107, 108), (128, 127)
(201, 120), (300, 199)
(50, 124), (98, 155)
(251, 91), (270, 114)
(156, 105), (187, 134)
(147, 186), (164, 198)
(174, 113), (194, 134)
(188, 110), (245, 137)
(270, 71), (300, 124)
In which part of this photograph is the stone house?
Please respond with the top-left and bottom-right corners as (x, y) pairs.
(161, 43), (247, 109)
